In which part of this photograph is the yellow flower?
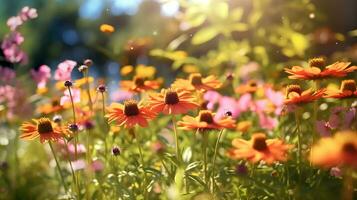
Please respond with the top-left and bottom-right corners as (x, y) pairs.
(100, 24), (115, 33)
(121, 65), (134, 76)
(136, 64), (156, 78)
(183, 64), (199, 74)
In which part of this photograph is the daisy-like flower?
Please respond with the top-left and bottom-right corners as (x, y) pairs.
(36, 98), (64, 114)
(235, 80), (259, 94)
(20, 118), (62, 143)
(147, 88), (199, 115)
(172, 73), (222, 91)
(120, 76), (160, 93)
(325, 80), (357, 99)
(310, 131), (357, 168)
(284, 84), (325, 105)
(177, 110), (236, 131)
(228, 133), (292, 164)
(106, 99), (156, 128)
(284, 57), (357, 80)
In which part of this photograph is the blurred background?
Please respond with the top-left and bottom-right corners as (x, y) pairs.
(0, 0), (356, 85)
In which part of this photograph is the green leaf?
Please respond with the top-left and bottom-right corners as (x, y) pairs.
(185, 161), (201, 172)
(182, 147), (192, 163)
(192, 27), (219, 45)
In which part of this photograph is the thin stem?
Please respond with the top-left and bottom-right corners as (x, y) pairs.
(211, 129), (225, 193)
(64, 139), (80, 198)
(134, 129), (148, 199)
(49, 142), (68, 192)
(202, 131), (208, 188)
(84, 70), (93, 112)
(295, 111), (302, 180)
(101, 92), (106, 117)
(67, 87), (76, 123)
(172, 115), (180, 162)
(342, 168), (354, 200)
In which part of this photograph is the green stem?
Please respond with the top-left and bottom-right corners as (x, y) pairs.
(49, 142), (68, 192)
(135, 129), (148, 199)
(295, 111), (302, 180)
(84, 70), (93, 112)
(202, 131), (209, 188)
(64, 139), (80, 198)
(211, 129), (224, 193)
(342, 168), (354, 200)
(172, 115), (180, 162)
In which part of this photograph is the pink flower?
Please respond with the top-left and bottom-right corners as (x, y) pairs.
(54, 60), (77, 81)
(60, 88), (80, 105)
(216, 96), (241, 119)
(239, 62), (260, 80)
(6, 16), (23, 31)
(91, 160), (104, 172)
(315, 121), (331, 137)
(71, 159), (86, 171)
(31, 65), (51, 88)
(19, 7), (38, 21)
(203, 91), (221, 110)
(264, 86), (284, 115)
(0, 67), (16, 82)
(258, 112), (278, 130)
(111, 89), (134, 101)
(330, 167), (342, 178)
(237, 93), (253, 113)
(1, 32), (26, 64)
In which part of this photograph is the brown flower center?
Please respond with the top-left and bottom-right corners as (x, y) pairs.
(342, 142), (357, 155)
(52, 99), (60, 107)
(340, 80), (356, 93)
(308, 57), (325, 69)
(248, 80), (257, 87)
(37, 118), (54, 134)
(198, 110), (214, 124)
(133, 76), (145, 86)
(189, 73), (203, 86)
(286, 84), (302, 98)
(124, 100), (140, 116)
(164, 90), (180, 105)
(252, 133), (268, 151)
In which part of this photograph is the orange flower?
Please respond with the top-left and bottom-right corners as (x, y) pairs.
(147, 88), (199, 115)
(310, 131), (357, 168)
(284, 84), (325, 105)
(284, 57), (357, 80)
(325, 80), (357, 99)
(106, 99), (156, 128)
(36, 98), (64, 114)
(228, 133), (292, 164)
(20, 118), (63, 143)
(235, 80), (259, 94)
(177, 110), (236, 131)
(120, 76), (160, 93)
(172, 73), (222, 91)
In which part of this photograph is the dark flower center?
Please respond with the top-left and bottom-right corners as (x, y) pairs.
(37, 118), (54, 134)
(308, 57), (325, 69)
(248, 80), (257, 87)
(341, 80), (356, 92)
(52, 99), (60, 107)
(199, 110), (214, 124)
(342, 142), (357, 155)
(124, 100), (140, 116)
(286, 85), (302, 98)
(252, 134), (268, 151)
(164, 90), (180, 105)
(134, 76), (145, 86)
(189, 73), (203, 86)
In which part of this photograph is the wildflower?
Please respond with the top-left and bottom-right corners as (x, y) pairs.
(235, 80), (259, 94)
(20, 118), (62, 143)
(120, 65), (134, 76)
(172, 73), (222, 91)
(106, 99), (156, 128)
(236, 121), (252, 132)
(151, 141), (166, 154)
(83, 59), (93, 66)
(147, 88), (199, 115)
(97, 84), (106, 93)
(19, 6), (38, 21)
(284, 57), (357, 80)
(31, 65), (51, 91)
(284, 84), (325, 105)
(60, 88), (80, 106)
(228, 133), (292, 164)
(0, 67), (16, 82)
(7, 16), (23, 31)
(330, 167), (342, 178)
(100, 24), (115, 33)
(325, 80), (357, 99)
(135, 64), (156, 78)
(54, 60), (77, 81)
(310, 131), (357, 168)
(177, 110), (236, 131)
(120, 76), (160, 93)
(36, 98), (64, 114)
(111, 89), (134, 102)
(235, 164), (248, 176)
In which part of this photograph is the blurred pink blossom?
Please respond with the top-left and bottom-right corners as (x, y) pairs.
(0, 67), (16, 82)
(54, 60), (77, 81)
(31, 65), (51, 88)
(71, 159), (86, 171)
(60, 88), (80, 105)
(111, 89), (134, 102)
(203, 91), (221, 110)
(6, 16), (23, 31)
(19, 6), (38, 21)
(91, 160), (104, 172)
